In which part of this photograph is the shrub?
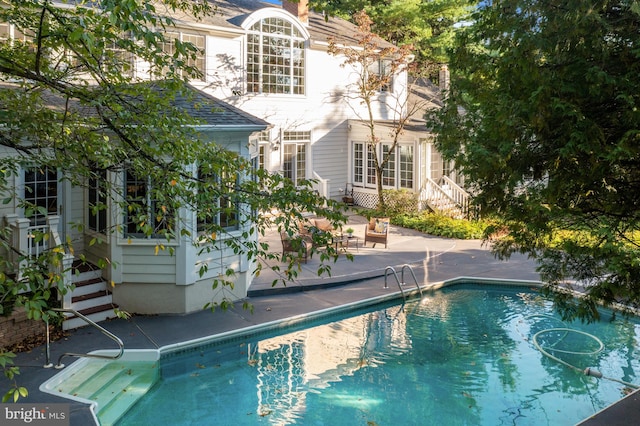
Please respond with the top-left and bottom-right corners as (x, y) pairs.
(393, 212), (489, 239)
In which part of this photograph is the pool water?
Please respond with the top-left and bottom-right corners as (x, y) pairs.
(117, 285), (640, 425)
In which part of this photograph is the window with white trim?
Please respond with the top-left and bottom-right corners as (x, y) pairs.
(197, 168), (239, 232)
(353, 142), (414, 190)
(353, 142), (364, 185)
(124, 169), (174, 238)
(88, 167), (107, 234)
(282, 131), (309, 185)
(366, 144), (377, 185)
(159, 31), (205, 79)
(382, 144), (395, 186)
(367, 58), (393, 92)
(247, 17), (305, 95)
(23, 166), (58, 226)
(399, 145), (414, 189)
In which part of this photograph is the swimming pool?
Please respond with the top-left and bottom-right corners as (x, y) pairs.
(109, 283), (640, 425)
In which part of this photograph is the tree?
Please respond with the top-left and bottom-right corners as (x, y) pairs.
(430, 0), (640, 321)
(328, 10), (420, 210)
(311, 0), (474, 77)
(0, 0), (345, 401)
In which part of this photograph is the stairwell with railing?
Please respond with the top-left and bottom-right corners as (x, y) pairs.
(418, 176), (470, 219)
(4, 214), (118, 330)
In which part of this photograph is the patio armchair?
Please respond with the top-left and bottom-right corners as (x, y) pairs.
(280, 231), (312, 263)
(364, 217), (390, 248)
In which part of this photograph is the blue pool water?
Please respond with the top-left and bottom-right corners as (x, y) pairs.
(117, 285), (640, 425)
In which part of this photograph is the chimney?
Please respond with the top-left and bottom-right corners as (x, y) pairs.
(439, 64), (450, 92)
(282, 0), (309, 25)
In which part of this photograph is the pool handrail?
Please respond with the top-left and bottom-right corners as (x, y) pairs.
(401, 264), (422, 298)
(384, 265), (422, 302)
(44, 308), (124, 369)
(384, 266), (405, 301)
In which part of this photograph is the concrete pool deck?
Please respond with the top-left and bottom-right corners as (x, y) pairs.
(3, 213), (638, 425)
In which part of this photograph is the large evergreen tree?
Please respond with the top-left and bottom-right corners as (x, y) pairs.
(311, 0), (474, 75)
(432, 0), (640, 321)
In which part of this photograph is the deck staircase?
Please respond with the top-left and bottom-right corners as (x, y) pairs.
(63, 261), (118, 331)
(419, 176), (470, 219)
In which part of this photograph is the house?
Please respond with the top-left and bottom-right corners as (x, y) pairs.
(1, 0), (464, 327)
(2, 81), (269, 327)
(193, 1), (466, 214)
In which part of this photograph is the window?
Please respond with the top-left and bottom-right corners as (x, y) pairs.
(282, 131), (309, 185)
(124, 169), (173, 238)
(103, 36), (134, 76)
(256, 130), (270, 170)
(382, 144), (395, 186)
(367, 58), (392, 92)
(399, 145), (414, 189)
(353, 142), (414, 189)
(247, 17), (305, 94)
(159, 31), (205, 79)
(366, 144), (376, 185)
(353, 142), (364, 184)
(88, 168), (107, 234)
(0, 22), (34, 44)
(23, 166), (58, 226)
(197, 169), (239, 232)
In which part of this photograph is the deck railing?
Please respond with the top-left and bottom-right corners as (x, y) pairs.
(4, 214), (73, 294)
(418, 177), (470, 218)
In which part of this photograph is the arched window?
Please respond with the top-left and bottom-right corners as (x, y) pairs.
(247, 17), (305, 95)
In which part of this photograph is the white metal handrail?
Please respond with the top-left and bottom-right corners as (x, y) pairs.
(44, 308), (124, 369)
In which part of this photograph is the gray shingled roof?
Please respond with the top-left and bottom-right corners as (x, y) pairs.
(0, 81), (269, 129)
(165, 83), (270, 128)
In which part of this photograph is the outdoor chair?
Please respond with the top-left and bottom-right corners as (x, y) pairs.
(342, 183), (354, 206)
(364, 217), (389, 248)
(280, 231), (312, 263)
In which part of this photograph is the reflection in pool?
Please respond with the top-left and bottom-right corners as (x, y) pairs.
(118, 285), (640, 425)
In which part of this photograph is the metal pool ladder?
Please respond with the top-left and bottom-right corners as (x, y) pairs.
(384, 264), (422, 301)
(44, 308), (124, 369)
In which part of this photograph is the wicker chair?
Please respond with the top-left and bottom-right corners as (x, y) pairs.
(280, 231), (312, 263)
(364, 217), (390, 248)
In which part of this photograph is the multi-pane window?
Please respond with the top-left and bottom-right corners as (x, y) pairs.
(197, 169), (239, 232)
(399, 145), (414, 189)
(124, 170), (173, 238)
(247, 18), (305, 95)
(159, 31), (205, 79)
(282, 131), (309, 185)
(182, 33), (205, 75)
(353, 142), (414, 189)
(88, 168), (107, 234)
(258, 144), (266, 170)
(255, 130), (270, 170)
(382, 144), (395, 186)
(0, 22), (33, 44)
(353, 143), (364, 184)
(367, 59), (392, 92)
(366, 144), (377, 185)
(103, 36), (134, 76)
(23, 166), (58, 226)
